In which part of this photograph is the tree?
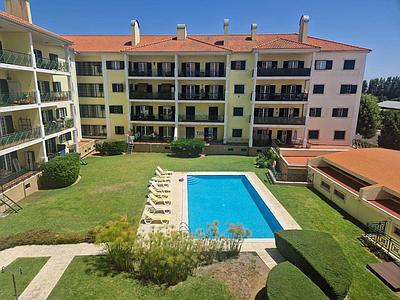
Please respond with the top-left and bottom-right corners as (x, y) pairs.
(357, 94), (381, 139)
(364, 76), (400, 101)
(378, 110), (400, 150)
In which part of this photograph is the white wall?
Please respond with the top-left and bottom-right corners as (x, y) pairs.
(305, 51), (368, 146)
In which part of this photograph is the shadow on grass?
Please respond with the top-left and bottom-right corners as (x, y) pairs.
(254, 287), (267, 299)
(166, 153), (202, 159)
(82, 255), (129, 278)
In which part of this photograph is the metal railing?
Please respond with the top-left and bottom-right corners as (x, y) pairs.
(0, 127), (42, 150)
(179, 93), (225, 101)
(257, 68), (311, 77)
(254, 116), (306, 125)
(36, 57), (69, 72)
(128, 69), (153, 77)
(80, 112), (106, 118)
(40, 91), (71, 102)
(352, 139), (378, 149)
(255, 93), (308, 101)
(129, 91), (174, 100)
(0, 49), (32, 67)
(44, 118), (74, 135)
(364, 221), (400, 261)
(178, 115), (224, 122)
(78, 90), (104, 98)
(0, 92), (37, 106)
(179, 70), (226, 77)
(131, 114), (175, 122)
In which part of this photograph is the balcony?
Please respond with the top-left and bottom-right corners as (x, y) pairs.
(0, 49), (32, 67)
(128, 69), (175, 77)
(179, 70), (226, 78)
(36, 57), (69, 72)
(257, 68), (311, 77)
(253, 116), (306, 125)
(0, 92), (37, 107)
(130, 114), (175, 122)
(44, 118), (74, 136)
(178, 115), (224, 123)
(40, 91), (71, 103)
(129, 91), (174, 100)
(0, 127), (41, 150)
(255, 93), (308, 102)
(179, 93), (225, 101)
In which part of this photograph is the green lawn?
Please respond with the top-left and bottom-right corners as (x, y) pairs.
(48, 256), (234, 300)
(0, 257), (49, 300)
(0, 153), (396, 299)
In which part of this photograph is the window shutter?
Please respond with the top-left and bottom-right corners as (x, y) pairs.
(257, 61), (262, 69)
(240, 61), (246, 70)
(205, 63), (210, 76)
(181, 85), (186, 98)
(231, 61), (236, 69)
(298, 61), (304, 68)
(340, 85), (346, 94)
(294, 108), (300, 117)
(159, 126), (164, 137)
(326, 60), (333, 69)
(147, 85), (153, 93)
(351, 85), (357, 94)
(133, 62), (139, 71)
(272, 61), (278, 69)
(283, 61), (289, 68)
(268, 108), (274, 117)
(296, 85), (302, 94)
(157, 63), (162, 76)
(149, 126), (154, 134)
(171, 63), (175, 76)
(148, 106), (153, 115)
(195, 63), (200, 76)
(181, 63), (186, 75)
(204, 127), (209, 137)
(254, 108), (259, 116)
(256, 85), (261, 94)
(195, 85), (200, 95)
(218, 85), (224, 99)
(281, 85), (287, 94)
(158, 84), (162, 92)
(158, 106), (163, 118)
(205, 85), (210, 97)
(135, 106), (140, 115)
(120, 61), (125, 69)
(270, 85), (276, 94)
(147, 63), (152, 76)
(219, 63), (225, 76)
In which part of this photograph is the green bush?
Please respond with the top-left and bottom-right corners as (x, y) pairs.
(95, 139), (126, 155)
(170, 139), (205, 157)
(255, 147), (278, 168)
(275, 230), (352, 300)
(39, 153), (80, 189)
(267, 261), (328, 300)
(0, 230), (95, 251)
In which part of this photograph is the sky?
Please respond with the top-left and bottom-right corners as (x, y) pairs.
(1, 0), (399, 80)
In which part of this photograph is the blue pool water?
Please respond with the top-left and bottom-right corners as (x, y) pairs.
(187, 175), (283, 238)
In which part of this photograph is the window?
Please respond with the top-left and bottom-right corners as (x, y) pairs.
(308, 130), (319, 139)
(49, 53), (58, 63)
(340, 84), (357, 94)
(56, 107), (67, 119)
(232, 129), (243, 138)
(334, 130), (346, 140)
(81, 125), (107, 137)
(313, 84), (325, 94)
(321, 181), (330, 191)
(332, 108), (349, 118)
(284, 60), (304, 69)
(109, 105), (123, 114)
(233, 107), (243, 116)
(115, 126), (125, 135)
(343, 60), (355, 70)
(112, 83), (124, 93)
(106, 61), (125, 70)
(334, 189), (345, 201)
(231, 60), (246, 70)
(80, 104), (106, 118)
(315, 60), (333, 70)
(76, 61), (102, 76)
(78, 83), (104, 97)
(309, 108), (322, 117)
(52, 81), (62, 92)
(234, 85), (245, 94)
(393, 226), (400, 237)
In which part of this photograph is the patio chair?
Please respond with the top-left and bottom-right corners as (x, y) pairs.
(155, 169), (172, 178)
(150, 182), (171, 193)
(146, 198), (171, 214)
(148, 180), (170, 187)
(148, 193), (172, 205)
(142, 210), (170, 224)
(149, 186), (170, 197)
(151, 176), (171, 182)
(156, 166), (173, 175)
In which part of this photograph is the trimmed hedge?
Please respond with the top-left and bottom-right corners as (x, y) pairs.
(0, 230), (95, 251)
(275, 230), (352, 300)
(96, 139), (126, 156)
(39, 153), (80, 189)
(170, 139), (205, 157)
(267, 261), (328, 300)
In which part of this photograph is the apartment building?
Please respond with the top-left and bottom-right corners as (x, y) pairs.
(0, 1), (79, 198)
(64, 16), (369, 153)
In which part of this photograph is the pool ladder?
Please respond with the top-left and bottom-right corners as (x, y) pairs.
(179, 222), (191, 234)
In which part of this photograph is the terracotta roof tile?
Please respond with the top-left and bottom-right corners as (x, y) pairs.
(255, 37), (319, 50)
(0, 11), (72, 44)
(320, 148), (400, 194)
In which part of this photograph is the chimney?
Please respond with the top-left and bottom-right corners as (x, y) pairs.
(298, 15), (310, 43)
(251, 23), (257, 41)
(177, 24), (187, 40)
(223, 19), (229, 46)
(131, 20), (140, 46)
(5, 0), (32, 23)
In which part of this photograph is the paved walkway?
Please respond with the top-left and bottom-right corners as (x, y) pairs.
(0, 243), (103, 300)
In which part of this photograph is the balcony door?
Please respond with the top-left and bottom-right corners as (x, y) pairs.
(0, 115), (14, 136)
(186, 127), (195, 139)
(208, 107), (218, 121)
(183, 62), (199, 77)
(277, 130), (293, 144)
(204, 127), (218, 140)
(159, 106), (174, 121)
(183, 85), (199, 99)
(279, 108), (300, 118)
(186, 106), (195, 121)
(255, 108), (274, 118)
(159, 126), (174, 138)
(25, 151), (35, 171)
(38, 81), (51, 94)
(42, 110), (54, 123)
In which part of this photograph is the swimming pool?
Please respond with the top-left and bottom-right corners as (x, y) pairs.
(187, 175), (283, 238)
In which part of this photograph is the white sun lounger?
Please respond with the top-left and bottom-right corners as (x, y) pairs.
(148, 193), (172, 204)
(155, 169), (171, 178)
(148, 186), (170, 198)
(146, 198), (171, 214)
(148, 180), (170, 187)
(156, 166), (173, 175)
(151, 176), (171, 182)
(142, 210), (170, 224)
(150, 182), (171, 192)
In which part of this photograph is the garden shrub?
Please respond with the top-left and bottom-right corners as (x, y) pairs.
(170, 139), (205, 157)
(0, 230), (95, 251)
(275, 230), (352, 300)
(255, 147), (278, 168)
(267, 261), (328, 300)
(95, 139), (126, 156)
(39, 153), (80, 189)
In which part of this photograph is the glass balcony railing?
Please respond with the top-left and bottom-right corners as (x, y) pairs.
(36, 57), (69, 72)
(129, 91), (174, 100)
(44, 118), (74, 135)
(257, 68), (311, 77)
(0, 49), (32, 67)
(0, 127), (42, 150)
(179, 93), (225, 101)
(130, 114), (175, 122)
(0, 92), (37, 106)
(179, 70), (226, 77)
(255, 93), (308, 101)
(40, 91), (71, 102)
(178, 115), (224, 122)
(253, 116), (306, 125)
